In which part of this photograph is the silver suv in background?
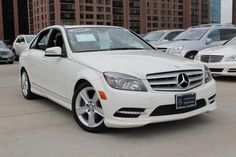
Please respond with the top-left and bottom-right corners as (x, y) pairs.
(13, 35), (35, 60)
(156, 24), (236, 59)
(143, 29), (184, 47)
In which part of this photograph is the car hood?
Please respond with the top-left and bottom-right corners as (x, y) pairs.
(157, 40), (201, 49)
(0, 48), (10, 52)
(71, 50), (203, 79)
(199, 45), (236, 56)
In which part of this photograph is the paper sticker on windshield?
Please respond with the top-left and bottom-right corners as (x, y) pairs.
(68, 28), (91, 33)
(76, 34), (96, 42)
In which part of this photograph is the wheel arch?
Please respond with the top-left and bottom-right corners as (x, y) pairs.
(20, 67), (26, 75)
(184, 51), (198, 58)
(73, 78), (92, 92)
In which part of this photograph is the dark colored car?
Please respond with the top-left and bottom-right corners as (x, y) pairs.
(0, 40), (14, 64)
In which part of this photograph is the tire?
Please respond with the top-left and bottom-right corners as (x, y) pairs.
(72, 82), (107, 133)
(185, 52), (198, 60)
(21, 70), (37, 99)
(15, 55), (19, 61)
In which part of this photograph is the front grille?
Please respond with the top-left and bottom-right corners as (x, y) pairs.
(210, 68), (223, 72)
(228, 68), (236, 73)
(156, 47), (167, 52)
(150, 99), (206, 116)
(146, 70), (203, 91)
(200, 55), (224, 63)
(0, 51), (8, 56)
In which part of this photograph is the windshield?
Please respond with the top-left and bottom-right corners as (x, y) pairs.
(143, 32), (165, 41)
(0, 41), (7, 48)
(174, 29), (208, 40)
(25, 36), (35, 43)
(67, 27), (153, 53)
(225, 36), (236, 45)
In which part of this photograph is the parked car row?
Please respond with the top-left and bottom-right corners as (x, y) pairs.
(0, 35), (35, 64)
(195, 36), (236, 76)
(143, 24), (236, 76)
(13, 35), (35, 60)
(143, 29), (184, 47)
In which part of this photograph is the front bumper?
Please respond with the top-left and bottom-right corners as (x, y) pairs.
(202, 62), (236, 76)
(96, 78), (217, 128)
(0, 55), (14, 63)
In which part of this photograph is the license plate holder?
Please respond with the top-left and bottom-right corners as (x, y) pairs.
(175, 93), (196, 110)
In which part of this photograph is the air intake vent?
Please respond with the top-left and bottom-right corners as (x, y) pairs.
(208, 94), (216, 104)
(150, 99), (206, 116)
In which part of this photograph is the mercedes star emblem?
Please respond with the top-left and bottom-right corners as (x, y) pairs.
(177, 73), (190, 88)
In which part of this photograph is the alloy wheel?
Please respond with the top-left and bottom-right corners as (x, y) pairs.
(75, 87), (104, 128)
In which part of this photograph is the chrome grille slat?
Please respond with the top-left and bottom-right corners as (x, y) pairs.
(149, 80), (177, 85)
(189, 76), (203, 82)
(146, 70), (203, 91)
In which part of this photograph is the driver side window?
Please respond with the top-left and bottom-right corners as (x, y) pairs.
(47, 29), (66, 54)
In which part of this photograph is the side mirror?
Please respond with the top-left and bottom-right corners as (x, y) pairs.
(205, 38), (213, 45)
(45, 47), (65, 57)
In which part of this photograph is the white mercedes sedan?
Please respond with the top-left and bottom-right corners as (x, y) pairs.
(19, 25), (217, 132)
(195, 36), (236, 76)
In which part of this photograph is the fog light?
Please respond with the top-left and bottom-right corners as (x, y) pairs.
(114, 108), (145, 118)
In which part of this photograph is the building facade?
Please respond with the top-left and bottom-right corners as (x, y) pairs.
(0, 0), (29, 43)
(28, 0), (210, 35)
(0, 0), (211, 40)
(210, 0), (221, 23)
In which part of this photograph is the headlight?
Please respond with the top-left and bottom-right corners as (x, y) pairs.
(104, 72), (147, 91)
(204, 65), (212, 83)
(166, 46), (184, 55)
(225, 55), (236, 62)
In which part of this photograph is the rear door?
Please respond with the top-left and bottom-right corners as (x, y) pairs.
(14, 36), (22, 55)
(18, 36), (27, 54)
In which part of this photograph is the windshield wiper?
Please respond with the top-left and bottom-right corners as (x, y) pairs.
(174, 39), (191, 41)
(74, 47), (145, 53)
(108, 47), (145, 50)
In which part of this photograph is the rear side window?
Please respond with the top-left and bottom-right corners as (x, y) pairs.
(164, 31), (183, 41)
(16, 36), (25, 43)
(207, 29), (220, 42)
(220, 29), (236, 40)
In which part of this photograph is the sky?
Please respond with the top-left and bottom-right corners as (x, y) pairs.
(221, 0), (232, 23)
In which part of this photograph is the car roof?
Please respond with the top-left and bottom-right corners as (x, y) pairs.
(63, 25), (123, 29)
(152, 29), (184, 33)
(188, 24), (236, 30)
(45, 25), (124, 30)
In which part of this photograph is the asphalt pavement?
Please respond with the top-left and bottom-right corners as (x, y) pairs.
(0, 62), (236, 157)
